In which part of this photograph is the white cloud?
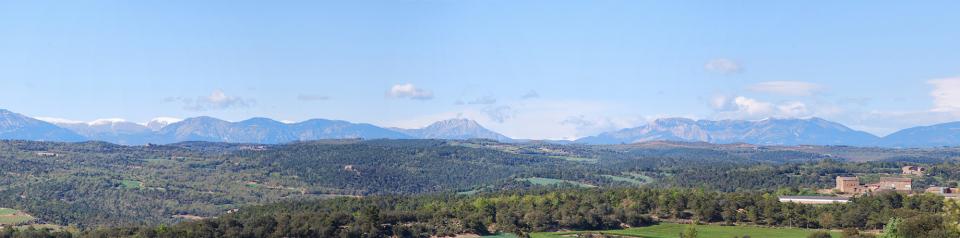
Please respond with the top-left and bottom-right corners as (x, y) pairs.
(710, 95), (811, 119)
(704, 58), (742, 74)
(929, 77), (960, 112)
(148, 117), (183, 124)
(173, 90), (254, 111)
(387, 83), (433, 100)
(748, 81), (824, 96)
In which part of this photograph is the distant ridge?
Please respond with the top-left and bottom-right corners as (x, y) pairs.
(4, 107), (960, 147)
(0, 109), (86, 142)
(393, 118), (512, 142)
(878, 121), (960, 148)
(576, 117), (879, 146)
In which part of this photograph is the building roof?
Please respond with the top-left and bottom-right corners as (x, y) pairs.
(837, 177), (858, 180)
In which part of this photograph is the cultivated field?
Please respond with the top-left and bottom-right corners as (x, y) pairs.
(0, 208), (35, 225)
(530, 223), (840, 238)
(517, 177), (597, 188)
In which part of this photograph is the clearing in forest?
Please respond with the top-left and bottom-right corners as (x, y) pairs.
(531, 223), (840, 238)
(517, 177), (597, 188)
(0, 208), (36, 225)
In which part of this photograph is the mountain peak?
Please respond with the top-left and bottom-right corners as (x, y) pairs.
(397, 118), (511, 141)
(145, 117), (182, 131)
(428, 118), (482, 128)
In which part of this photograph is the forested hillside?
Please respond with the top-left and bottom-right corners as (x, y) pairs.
(76, 188), (960, 237)
(0, 139), (959, 231)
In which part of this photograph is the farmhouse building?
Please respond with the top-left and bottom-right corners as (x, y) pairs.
(836, 176), (863, 194)
(834, 176), (913, 195)
(926, 187), (960, 199)
(873, 177), (912, 192)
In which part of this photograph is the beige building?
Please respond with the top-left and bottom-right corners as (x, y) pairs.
(873, 177), (912, 191)
(927, 187), (960, 199)
(836, 176), (862, 194)
(835, 176), (913, 195)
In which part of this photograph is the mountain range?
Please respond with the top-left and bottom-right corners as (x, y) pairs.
(575, 117), (880, 146)
(2, 108), (960, 147)
(0, 109), (510, 145)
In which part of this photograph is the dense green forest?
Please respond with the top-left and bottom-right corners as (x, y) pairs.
(1, 139), (959, 236)
(6, 188), (960, 237)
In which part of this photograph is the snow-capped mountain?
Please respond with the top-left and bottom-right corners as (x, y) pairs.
(145, 117), (183, 131)
(0, 109), (85, 142)
(42, 118), (154, 145)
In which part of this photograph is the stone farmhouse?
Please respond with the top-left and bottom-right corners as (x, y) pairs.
(835, 176), (912, 195)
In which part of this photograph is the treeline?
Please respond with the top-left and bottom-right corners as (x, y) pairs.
(70, 188), (958, 238)
(653, 159), (960, 193)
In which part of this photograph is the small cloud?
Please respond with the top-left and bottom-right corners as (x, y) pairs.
(704, 58), (743, 74)
(928, 77), (960, 112)
(297, 94), (331, 101)
(748, 81), (824, 96)
(710, 95), (810, 119)
(521, 90), (540, 99)
(174, 90), (254, 111)
(387, 83), (433, 100)
(484, 105), (514, 123)
(466, 96), (497, 105)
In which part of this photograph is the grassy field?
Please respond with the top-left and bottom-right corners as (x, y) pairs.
(601, 174), (647, 185)
(118, 179), (144, 189)
(0, 208), (35, 225)
(531, 223), (840, 238)
(517, 177), (597, 188)
(483, 233), (520, 238)
(548, 155), (598, 163)
(0, 208), (16, 216)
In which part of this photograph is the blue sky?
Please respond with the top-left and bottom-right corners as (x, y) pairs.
(2, 1), (959, 139)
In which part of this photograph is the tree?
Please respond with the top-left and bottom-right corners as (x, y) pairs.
(945, 198), (960, 233)
(878, 217), (903, 238)
(679, 225), (698, 238)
